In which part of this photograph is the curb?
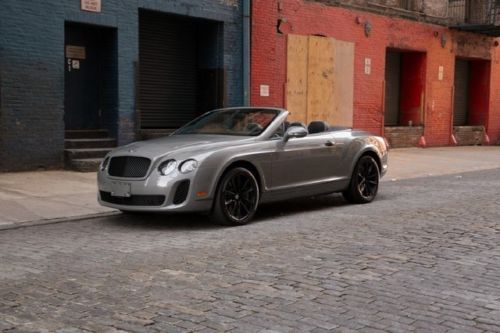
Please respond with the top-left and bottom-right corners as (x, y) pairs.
(0, 211), (121, 231)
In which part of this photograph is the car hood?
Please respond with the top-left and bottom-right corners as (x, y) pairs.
(109, 134), (253, 160)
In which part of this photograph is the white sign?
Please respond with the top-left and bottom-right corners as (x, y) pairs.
(438, 66), (444, 81)
(260, 85), (270, 97)
(364, 58), (372, 75)
(81, 0), (101, 13)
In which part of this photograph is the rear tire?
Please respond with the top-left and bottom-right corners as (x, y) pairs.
(210, 167), (260, 226)
(343, 155), (380, 204)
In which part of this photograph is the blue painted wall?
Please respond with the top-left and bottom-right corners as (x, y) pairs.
(0, 0), (243, 171)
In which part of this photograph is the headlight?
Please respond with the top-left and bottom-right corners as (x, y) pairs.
(100, 157), (110, 171)
(179, 159), (198, 174)
(158, 160), (177, 176)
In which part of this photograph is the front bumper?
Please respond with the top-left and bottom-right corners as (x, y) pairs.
(97, 167), (215, 213)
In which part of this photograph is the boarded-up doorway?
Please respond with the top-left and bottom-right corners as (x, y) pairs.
(286, 35), (354, 126)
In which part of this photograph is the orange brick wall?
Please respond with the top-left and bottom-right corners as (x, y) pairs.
(489, 46), (500, 144)
(251, 0), (500, 146)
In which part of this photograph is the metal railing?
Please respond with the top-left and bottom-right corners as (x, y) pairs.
(448, 0), (499, 25)
(399, 0), (412, 10)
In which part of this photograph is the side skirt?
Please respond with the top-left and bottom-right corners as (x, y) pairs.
(260, 179), (350, 204)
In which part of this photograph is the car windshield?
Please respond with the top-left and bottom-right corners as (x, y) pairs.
(174, 108), (280, 136)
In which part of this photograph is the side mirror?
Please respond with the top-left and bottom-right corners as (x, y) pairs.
(283, 126), (308, 142)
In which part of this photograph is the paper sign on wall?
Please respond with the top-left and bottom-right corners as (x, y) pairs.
(364, 58), (372, 75)
(66, 45), (86, 59)
(81, 0), (101, 12)
(260, 85), (270, 97)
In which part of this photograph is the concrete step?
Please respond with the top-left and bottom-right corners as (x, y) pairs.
(65, 129), (109, 139)
(67, 158), (103, 172)
(65, 138), (117, 149)
(65, 148), (112, 160)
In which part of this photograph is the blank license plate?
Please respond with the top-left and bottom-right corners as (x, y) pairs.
(110, 181), (131, 197)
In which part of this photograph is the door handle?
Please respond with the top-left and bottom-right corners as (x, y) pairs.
(325, 140), (335, 147)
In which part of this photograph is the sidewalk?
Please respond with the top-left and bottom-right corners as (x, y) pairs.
(1, 146), (500, 230)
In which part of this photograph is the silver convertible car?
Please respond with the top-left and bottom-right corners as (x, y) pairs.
(98, 107), (388, 225)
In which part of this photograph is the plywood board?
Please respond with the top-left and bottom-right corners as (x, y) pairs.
(286, 35), (309, 124)
(333, 40), (354, 127)
(306, 36), (335, 124)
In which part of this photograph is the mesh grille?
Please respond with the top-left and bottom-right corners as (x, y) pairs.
(100, 191), (165, 206)
(108, 156), (151, 178)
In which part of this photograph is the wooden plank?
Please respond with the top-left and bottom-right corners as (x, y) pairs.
(286, 35), (309, 124)
(332, 40), (355, 127)
(306, 36), (335, 124)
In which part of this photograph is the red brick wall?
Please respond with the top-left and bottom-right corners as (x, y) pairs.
(251, 0), (500, 146)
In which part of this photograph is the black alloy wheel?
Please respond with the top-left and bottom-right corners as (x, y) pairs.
(211, 167), (260, 225)
(343, 155), (380, 204)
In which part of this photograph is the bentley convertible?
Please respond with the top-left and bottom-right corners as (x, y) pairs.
(98, 107), (388, 225)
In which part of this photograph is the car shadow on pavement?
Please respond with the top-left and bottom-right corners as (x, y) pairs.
(104, 212), (218, 230)
(253, 193), (347, 223)
(104, 193), (349, 230)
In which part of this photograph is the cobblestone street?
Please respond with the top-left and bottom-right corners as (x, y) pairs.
(1, 169), (500, 333)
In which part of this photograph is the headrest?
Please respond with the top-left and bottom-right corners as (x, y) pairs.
(308, 121), (329, 134)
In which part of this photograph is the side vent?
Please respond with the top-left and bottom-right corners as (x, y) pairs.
(173, 180), (190, 205)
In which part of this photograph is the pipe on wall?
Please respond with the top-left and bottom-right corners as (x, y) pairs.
(243, 0), (251, 106)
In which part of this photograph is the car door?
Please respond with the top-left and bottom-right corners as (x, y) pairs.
(270, 132), (345, 191)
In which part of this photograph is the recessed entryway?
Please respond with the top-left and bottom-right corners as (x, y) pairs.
(64, 22), (118, 171)
(138, 10), (225, 131)
(384, 49), (426, 147)
(453, 58), (490, 145)
(64, 22), (118, 131)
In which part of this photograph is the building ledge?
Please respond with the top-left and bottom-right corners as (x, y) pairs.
(449, 24), (500, 37)
(307, 0), (451, 26)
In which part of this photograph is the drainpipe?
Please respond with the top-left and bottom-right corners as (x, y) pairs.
(243, 0), (251, 106)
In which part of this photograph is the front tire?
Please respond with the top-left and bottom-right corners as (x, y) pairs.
(211, 167), (260, 226)
(343, 155), (380, 204)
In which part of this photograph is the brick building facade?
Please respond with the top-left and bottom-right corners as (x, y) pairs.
(251, 0), (500, 147)
(0, 0), (244, 171)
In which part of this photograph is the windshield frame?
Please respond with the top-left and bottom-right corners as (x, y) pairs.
(173, 108), (283, 137)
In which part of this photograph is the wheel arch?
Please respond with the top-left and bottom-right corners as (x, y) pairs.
(346, 148), (382, 184)
(209, 159), (263, 220)
(359, 149), (382, 175)
(212, 160), (263, 201)
(217, 160), (262, 191)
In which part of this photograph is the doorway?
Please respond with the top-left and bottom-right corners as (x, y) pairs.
(64, 22), (117, 131)
(138, 10), (225, 130)
(453, 58), (490, 126)
(384, 50), (426, 127)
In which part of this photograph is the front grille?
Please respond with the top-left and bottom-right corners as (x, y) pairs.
(100, 191), (165, 206)
(173, 180), (190, 205)
(108, 156), (151, 178)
